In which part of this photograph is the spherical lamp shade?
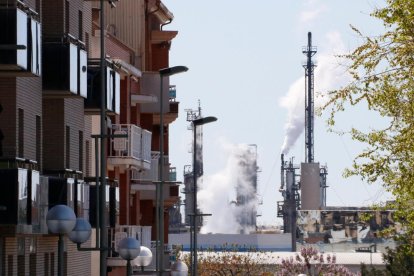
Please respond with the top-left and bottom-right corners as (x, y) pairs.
(46, 205), (76, 234)
(118, 237), (141, 261)
(171, 260), (189, 276)
(132, 246), (153, 267)
(68, 218), (92, 244)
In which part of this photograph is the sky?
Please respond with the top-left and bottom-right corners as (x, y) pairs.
(162, 0), (393, 227)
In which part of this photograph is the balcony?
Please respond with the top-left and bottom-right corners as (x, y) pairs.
(42, 36), (87, 98)
(0, 3), (41, 76)
(107, 124), (152, 172)
(138, 72), (179, 124)
(0, 157), (48, 235)
(131, 153), (179, 206)
(84, 59), (120, 115)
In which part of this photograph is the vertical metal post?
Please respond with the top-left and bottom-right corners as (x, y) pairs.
(58, 234), (64, 276)
(157, 74), (165, 275)
(99, 0), (108, 275)
(192, 124), (197, 276)
(126, 259), (132, 276)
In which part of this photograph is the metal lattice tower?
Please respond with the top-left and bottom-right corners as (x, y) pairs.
(303, 32), (317, 163)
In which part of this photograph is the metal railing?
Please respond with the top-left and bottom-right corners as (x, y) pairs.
(109, 124), (152, 165)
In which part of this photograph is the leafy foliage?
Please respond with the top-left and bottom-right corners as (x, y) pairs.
(278, 246), (355, 276)
(179, 245), (355, 275)
(181, 245), (275, 276)
(320, 0), (414, 242)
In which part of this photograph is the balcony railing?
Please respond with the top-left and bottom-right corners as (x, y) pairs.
(108, 124), (152, 171)
(85, 59), (120, 114)
(42, 36), (87, 97)
(0, 3), (41, 76)
(135, 151), (171, 182)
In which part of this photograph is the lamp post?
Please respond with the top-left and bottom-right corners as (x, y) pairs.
(157, 66), (188, 275)
(118, 237), (141, 276)
(46, 205), (77, 276)
(191, 116), (217, 276)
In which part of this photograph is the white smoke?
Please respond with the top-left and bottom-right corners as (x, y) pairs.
(198, 142), (258, 234)
(279, 31), (350, 155)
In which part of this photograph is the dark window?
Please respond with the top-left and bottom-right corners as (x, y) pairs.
(7, 255), (13, 276)
(66, 126), (70, 169)
(35, 0), (40, 16)
(29, 254), (36, 276)
(0, 238), (4, 275)
(17, 255), (24, 276)
(78, 11), (83, 41)
(50, 253), (55, 276)
(85, 140), (90, 176)
(36, 115), (41, 165)
(79, 131), (83, 172)
(18, 108), (24, 157)
(85, 33), (89, 52)
(65, 1), (70, 34)
(44, 253), (49, 276)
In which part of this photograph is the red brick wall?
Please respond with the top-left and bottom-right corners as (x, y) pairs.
(16, 77), (43, 161)
(64, 97), (85, 171)
(0, 78), (17, 158)
(42, 98), (65, 170)
(43, 97), (84, 171)
(42, 0), (64, 37)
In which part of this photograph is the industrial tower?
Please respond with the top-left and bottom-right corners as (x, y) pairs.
(183, 102), (204, 227)
(303, 32), (317, 163)
(278, 33), (328, 251)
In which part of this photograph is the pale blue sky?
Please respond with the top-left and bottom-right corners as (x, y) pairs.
(162, 0), (392, 226)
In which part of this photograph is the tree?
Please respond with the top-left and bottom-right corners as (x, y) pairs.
(180, 244), (275, 276)
(279, 246), (355, 276)
(321, 0), (414, 243)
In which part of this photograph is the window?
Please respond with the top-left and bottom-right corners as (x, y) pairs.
(50, 252), (55, 276)
(78, 11), (83, 41)
(85, 140), (90, 176)
(65, 1), (70, 34)
(66, 126), (70, 169)
(36, 115), (41, 165)
(44, 253), (49, 276)
(18, 108), (24, 157)
(29, 254), (36, 275)
(7, 255), (13, 275)
(79, 131), (83, 172)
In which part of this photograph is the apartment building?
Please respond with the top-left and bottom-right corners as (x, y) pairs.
(0, 0), (181, 274)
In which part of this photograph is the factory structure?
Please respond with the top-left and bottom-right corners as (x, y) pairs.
(175, 103), (260, 234)
(278, 32), (398, 252)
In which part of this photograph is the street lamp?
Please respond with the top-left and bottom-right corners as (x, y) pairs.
(191, 116), (217, 276)
(118, 237), (141, 276)
(132, 246), (153, 272)
(157, 65), (188, 275)
(46, 205), (77, 276)
(68, 218), (92, 245)
(171, 260), (189, 276)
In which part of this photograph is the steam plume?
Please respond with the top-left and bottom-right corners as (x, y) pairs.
(279, 31), (349, 155)
(198, 142), (258, 234)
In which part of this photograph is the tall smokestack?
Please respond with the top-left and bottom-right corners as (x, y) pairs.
(303, 32), (317, 163)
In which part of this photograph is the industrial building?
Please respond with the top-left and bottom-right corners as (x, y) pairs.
(0, 0), (182, 274)
(277, 32), (397, 253)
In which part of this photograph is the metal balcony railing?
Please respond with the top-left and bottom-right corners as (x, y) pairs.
(108, 124), (152, 170)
